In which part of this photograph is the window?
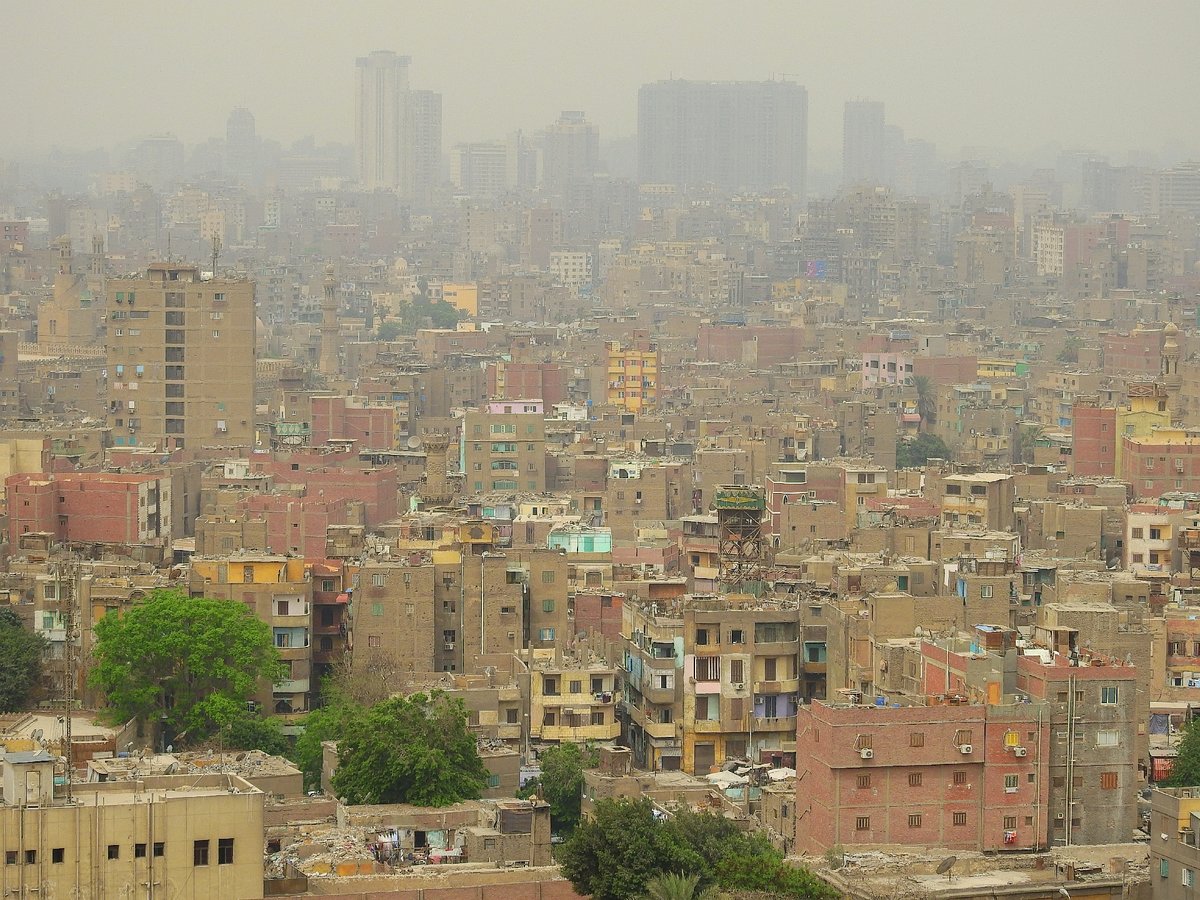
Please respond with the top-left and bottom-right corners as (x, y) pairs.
(1004, 774), (1019, 792)
(1185, 867), (1195, 888)
(730, 629), (745, 644)
(730, 659), (745, 683)
(153, 843), (165, 858)
(1003, 815), (1017, 830)
(194, 840), (210, 866)
(908, 773), (922, 787)
(1161, 858), (1169, 878)
(1097, 729), (1119, 747)
(1132, 527), (1144, 539)
(541, 570), (556, 584)
(538, 628), (556, 642)
(218, 839), (234, 865)
(4, 851), (14, 865)
(695, 656), (720, 681)
(1101, 686), (1119, 705)
(367, 635), (380, 648)
(952, 812), (967, 826)
(908, 814), (922, 828)
(695, 628), (711, 646)
(135, 843), (147, 859)
(569, 680), (582, 693)
(1100, 771), (1118, 790)
(855, 817), (871, 831)
(543, 599), (556, 613)
(371, 602), (384, 617)
(953, 771), (967, 785)
(910, 732), (925, 748)
(372, 573), (386, 587)
(980, 584), (993, 599)
(24, 850), (35, 865)
(108, 845), (120, 860)
(856, 774), (871, 789)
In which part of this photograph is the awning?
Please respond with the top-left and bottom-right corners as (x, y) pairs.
(335, 593), (350, 604)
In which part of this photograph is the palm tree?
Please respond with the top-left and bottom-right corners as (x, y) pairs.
(646, 871), (713, 900)
(912, 375), (937, 430)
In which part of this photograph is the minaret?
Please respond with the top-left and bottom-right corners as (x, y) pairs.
(1162, 321), (1182, 419)
(421, 432), (452, 506)
(318, 264), (338, 377)
(90, 233), (104, 278)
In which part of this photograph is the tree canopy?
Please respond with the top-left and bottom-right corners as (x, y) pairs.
(560, 800), (835, 900)
(332, 691), (488, 806)
(90, 588), (283, 744)
(558, 799), (705, 900)
(1165, 719), (1200, 787)
(518, 741), (598, 833)
(0, 607), (45, 713)
(896, 432), (952, 468)
(219, 708), (291, 757)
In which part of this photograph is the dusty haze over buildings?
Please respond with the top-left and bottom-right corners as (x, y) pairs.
(4, 0), (1200, 166)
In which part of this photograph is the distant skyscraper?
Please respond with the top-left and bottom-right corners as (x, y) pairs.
(355, 51), (441, 199)
(843, 100), (886, 187)
(408, 89), (442, 202)
(355, 50), (411, 190)
(225, 107), (258, 185)
(542, 111), (599, 196)
(638, 80), (807, 196)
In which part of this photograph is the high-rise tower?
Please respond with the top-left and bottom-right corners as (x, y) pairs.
(843, 100), (886, 187)
(355, 51), (411, 190)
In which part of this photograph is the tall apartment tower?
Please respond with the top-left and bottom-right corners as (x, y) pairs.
(106, 264), (255, 451)
(843, 100), (886, 187)
(638, 79), (807, 196)
(355, 50), (411, 190)
(542, 111), (599, 196)
(408, 88), (443, 201)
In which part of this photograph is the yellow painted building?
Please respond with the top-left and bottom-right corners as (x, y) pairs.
(529, 652), (621, 743)
(441, 282), (479, 317)
(1115, 382), (1171, 475)
(0, 753), (264, 900)
(605, 339), (659, 412)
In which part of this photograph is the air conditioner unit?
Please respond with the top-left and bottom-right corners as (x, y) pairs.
(859, 748), (874, 759)
(959, 744), (973, 755)
(443, 642), (455, 651)
(733, 682), (744, 691)
(1013, 746), (1028, 757)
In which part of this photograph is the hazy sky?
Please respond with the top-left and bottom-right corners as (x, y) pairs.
(5, 1), (1199, 166)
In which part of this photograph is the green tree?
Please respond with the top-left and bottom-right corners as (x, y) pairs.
(294, 692), (362, 792)
(896, 432), (952, 468)
(1165, 719), (1200, 787)
(559, 798), (706, 900)
(219, 709), (291, 757)
(332, 691), (487, 805)
(646, 871), (711, 900)
(1013, 423), (1045, 465)
(912, 374), (937, 428)
(0, 607), (45, 712)
(668, 808), (834, 898)
(518, 741), (598, 833)
(376, 319), (403, 341)
(90, 589), (283, 744)
(1057, 335), (1082, 364)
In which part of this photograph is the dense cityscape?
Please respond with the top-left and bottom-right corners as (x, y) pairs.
(3, 6), (1200, 899)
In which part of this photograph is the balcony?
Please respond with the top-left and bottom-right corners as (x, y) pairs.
(802, 660), (828, 675)
(751, 715), (797, 732)
(643, 719), (678, 740)
(754, 678), (800, 694)
(275, 678), (310, 695)
(312, 622), (346, 636)
(693, 719), (723, 733)
(641, 683), (676, 705)
(539, 722), (621, 742)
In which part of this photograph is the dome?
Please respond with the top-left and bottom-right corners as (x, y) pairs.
(1165, 321), (1180, 336)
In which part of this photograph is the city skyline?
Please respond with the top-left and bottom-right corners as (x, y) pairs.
(4, 1), (1200, 168)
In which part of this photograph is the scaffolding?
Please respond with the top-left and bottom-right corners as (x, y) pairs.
(715, 485), (766, 592)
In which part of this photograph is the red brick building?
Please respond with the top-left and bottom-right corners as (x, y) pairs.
(249, 453), (399, 527)
(310, 396), (396, 451)
(795, 698), (1047, 855)
(1070, 401), (1117, 477)
(6, 472), (171, 547)
(912, 355), (979, 386)
(486, 362), (567, 406)
(1121, 431), (1200, 499)
(1103, 330), (1163, 377)
(696, 325), (805, 367)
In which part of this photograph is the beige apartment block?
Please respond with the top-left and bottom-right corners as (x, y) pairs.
(0, 751), (263, 899)
(106, 264), (255, 452)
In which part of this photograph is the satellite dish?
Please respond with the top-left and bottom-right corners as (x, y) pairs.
(936, 856), (957, 879)
(31, 729), (43, 741)
(406, 435), (421, 450)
